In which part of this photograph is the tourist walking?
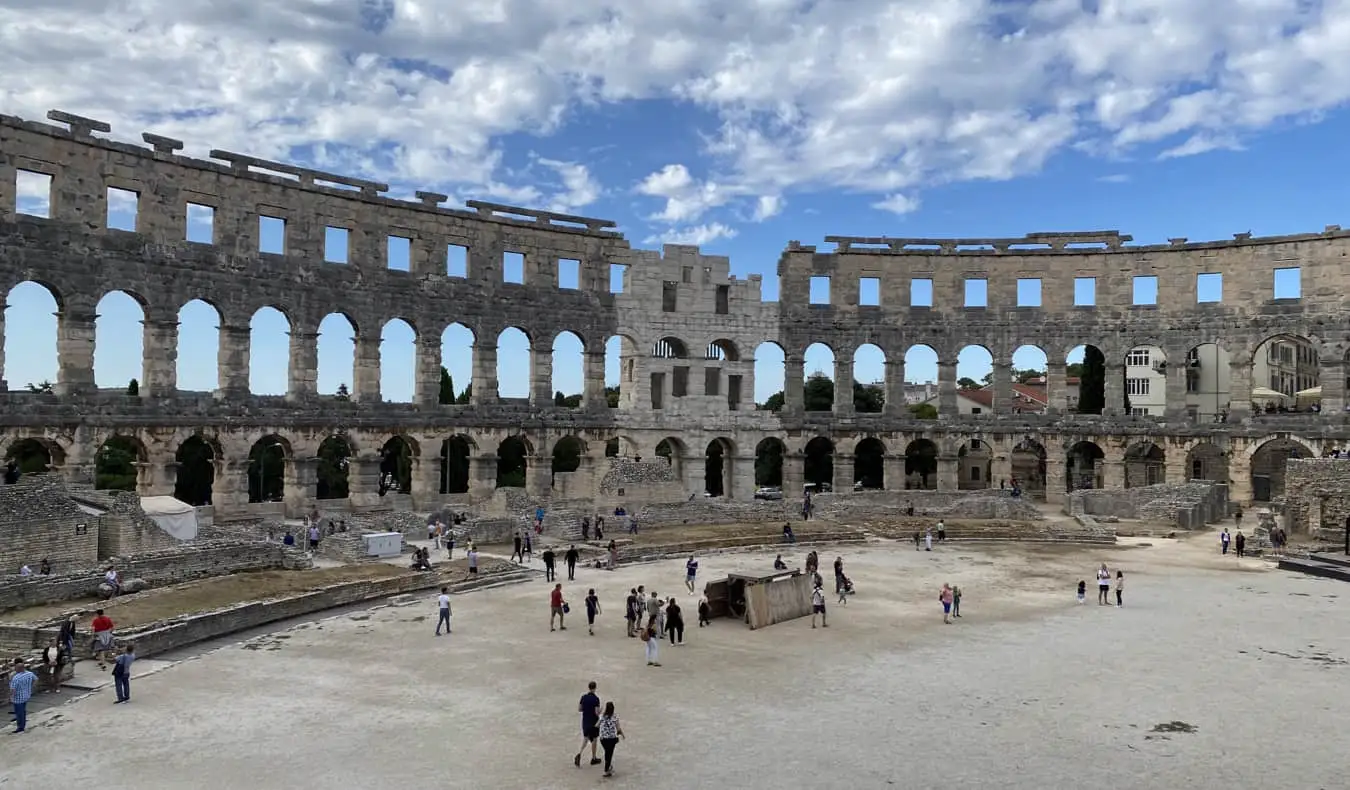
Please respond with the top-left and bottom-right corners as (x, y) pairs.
(608, 540), (618, 571)
(112, 644), (135, 703)
(643, 625), (661, 666)
(91, 609), (116, 670)
(698, 597), (711, 626)
(58, 615), (77, 669)
(1220, 528), (1231, 555)
(925, 528), (933, 551)
(565, 544), (579, 581)
(9, 659), (36, 733)
(512, 532), (524, 564)
(597, 701), (626, 777)
(913, 530), (922, 550)
(952, 584), (962, 617)
(581, 516), (591, 542)
(307, 524), (320, 552)
(937, 519), (946, 542)
(1115, 571), (1124, 607)
(811, 583), (827, 628)
(685, 555), (698, 595)
(574, 681), (602, 768)
(40, 639), (63, 693)
(624, 589), (639, 637)
(1235, 531), (1246, 558)
(666, 598), (685, 645)
(940, 583), (954, 624)
(467, 545), (479, 575)
(445, 529), (455, 559)
(1234, 505), (1244, 529)
(833, 556), (845, 594)
(646, 591), (662, 632)
(627, 515), (639, 535)
(550, 583), (568, 631)
(435, 586), (452, 635)
(1076, 580), (1087, 604)
(542, 546), (557, 582)
(523, 532), (533, 562)
(585, 589), (601, 635)
(1096, 564), (1111, 605)
(805, 551), (818, 576)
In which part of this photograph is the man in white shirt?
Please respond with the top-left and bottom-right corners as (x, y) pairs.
(104, 566), (121, 596)
(811, 584), (828, 629)
(435, 586), (452, 635)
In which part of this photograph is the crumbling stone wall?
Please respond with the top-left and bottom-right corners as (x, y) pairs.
(97, 490), (184, 556)
(1066, 482), (1228, 528)
(813, 490), (1045, 522)
(0, 476), (99, 572)
(1284, 459), (1350, 541)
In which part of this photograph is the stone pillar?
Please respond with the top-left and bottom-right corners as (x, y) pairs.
(472, 343), (498, 406)
(1103, 458), (1125, 490)
(0, 160), (13, 219)
(409, 455), (439, 509)
(1228, 354), (1252, 419)
(583, 350), (607, 410)
(352, 335), (381, 402)
(783, 354), (805, 413)
(1103, 358), (1125, 416)
(347, 454), (383, 508)
(937, 359), (958, 416)
(55, 309), (96, 396)
(1044, 455), (1066, 505)
(1229, 452), (1252, 503)
(287, 330), (318, 400)
(1165, 455), (1186, 485)
(526, 454), (552, 496)
(1046, 360), (1067, 414)
(1164, 359), (1189, 419)
(832, 453), (855, 493)
(1320, 359), (1346, 415)
(468, 453), (498, 500)
(215, 325), (251, 399)
(883, 454), (905, 490)
(991, 361), (1012, 415)
(991, 451), (1012, 487)
(834, 356), (855, 417)
(729, 454), (756, 500)
(141, 319), (178, 397)
(212, 459), (249, 516)
(531, 349), (553, 406)
(680, 454), (704, 496)
(136, 461), (178, 497)
(782, 451), (806, 496)
(883, 359), (906, 417)
(283, 457), (318, 518)
(414, 337), (441, 406)
(936, 455), (959, 491)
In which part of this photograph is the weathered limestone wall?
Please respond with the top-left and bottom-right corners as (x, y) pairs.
(0, 476), (100, 572)
(813, 490), (1046, 522)
(1284, 459), (1350, 541)
(1066, 482), (1228, 528)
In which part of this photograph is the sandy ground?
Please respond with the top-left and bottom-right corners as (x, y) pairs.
(2, 533), (1346, 790)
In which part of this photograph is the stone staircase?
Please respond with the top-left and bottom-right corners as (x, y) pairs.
(1279, 552), (1350, 582)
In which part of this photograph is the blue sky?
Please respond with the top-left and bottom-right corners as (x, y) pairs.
(5, 1), (1350, 403)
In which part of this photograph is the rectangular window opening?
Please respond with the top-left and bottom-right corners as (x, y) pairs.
(682, 267), (693, 284)
(387, 235), (412, 272)
(1126, 348), (1151, 367)
(1132, 275), (1158, 305)
(727, 375), (742, 411)
(1126, 377), (1151, 396)
(503, 251), (525, 284)
(609, 263), (627, 293)
(704, 367), (721, 396)
(15, 170), (52, 218)
(558, 258), (580, 290)
(858, 277), (880, 307)
(186, 203), (215, 244)
(1074, 277), (1096, 306)
(1196, 272), (1222, 303)
(258, 215), (286, 255)
(650, 373), (665, 410)
(715, 285), (729, 315)
(105, 187), (139, 232)
(964, 278), (988, 308)
(1016, 278), (1042, 307)
(662, 281), (678, 312)
(446, 244), (468, 277)
(1273, 267), (1301, 300)
(702, 267), (712, 285)
(809, 276), (831, 305)
(673, 366), (689, 397)
(324, 227), (349, 264)
(911, 278), (933, 307)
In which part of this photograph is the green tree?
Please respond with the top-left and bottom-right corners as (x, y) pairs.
(1014, 367), (1045, 383)
(247, 441), (286, 502)
(1065, 362), (1085, 379)
(6, 439), (52, 475)
(334, 383), (351, 401)
(126, 378), (139, 396)
(957, 377), (980, 390)
(606, 386), (620, 408)
(909, 402), (939, 420)
(804, 374), (834, 411)
(438, 367), (455, 405)
(759, 391), (785, 412)
(25, 381), (53, 394)
(456, 383), (472, 405)
(496, 438), (528, 487)
(316, 437), (351, 499)
(1077, 346), (1106, 414)
(554, 391), (582, 408)
(754, 441), (783, 486)
(853, 382), (885, 413)
(94, 437), (139, 490)
(552, 439), (582, 474)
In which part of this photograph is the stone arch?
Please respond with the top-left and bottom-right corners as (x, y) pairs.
(1066, 440), (1105, 491)
(853, 344), (886, 413)
(552, 331), (585, 407)
(956, 345), (993, 391)
(957, 438), (992, 490)
(247, 435), (289, 503)
(754, 342), (786, 410)
(1123, 345), (1166, 417)
(655, 437), (687, 482)
(177, 299), (222, 392)
(439, 435), (474, 494)
(249, 306), (291, 396)
(803, 342), (835, 412)
(804, 436), (833, 491)
(1249, 437), (1314, 501)
(1011, 438), (1047, 497)
(4, 437), (64, 475)
(603, 435), (639, 458)
(440, 322), (475, 405)
(704, 437), (734, 497)
(754, 436), (785, 487)
(496, 435), (532, 488)
(1253, 333), (1319, 407)
(1183, 343), (1232, 421)
(903, 344), (939, 405)
(854, 437), (885, 490)
(496, 327), (532, 399)
(95, 435), (146, 491)
(904, 438), (938, 490)
(1066, 344), (1107, 415)
(317, 312), (358, 396)
(379, 436), (416, 495)
(316, 434), (353, 500)
(4, 281), (62, 391)
(552, 435), (586, 486)
(381, 318), (417, 403)
(94, 290), (147, 391)
(1185, 441), (1229, 484)
(705, 339), (740, 362)
(1124, 441), (1165, 487)
(606, 334), (640, 409)
(174, 435), (218, 506)
(651, 337), (689, 359)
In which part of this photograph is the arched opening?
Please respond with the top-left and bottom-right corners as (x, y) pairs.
(496, 327), (532, 399)
(552, 436), (585, 485)
(1123, 345), (1166, 417)
(803, 343), (835, 411)
(1066, 441), (1105, 490)
(177, 299), (221, 392)
(316, 435), (352, 500)
(95, 436), (144, 491)
(1067, 345), (1106, 415)
(496, 436), (530, 488)
(803, 436), (833, 491)
(704, 438), (732, 497)
(1250, 438), (1312, 501)
(958, 439), (992, 490)
(705, 339), (740, 362)
(1253, 334), (1319, 412)
(247, 436), (288, 503)
(651, 337), (689, 359)
(904, 439), (938, 490)
(174, 436), (217, 506)
(754, 342), (786, 411)
(854, 437), (884, 490)
(1124, 442), (1165, 487)
(379, 436), (414, 495)
(605, 438), (621, 457)
(316, 313), (357, 396)
(1012, 345), (1049, 413)
(904, 344), (939, 414)
(604, 335), (633, 409)
(754, 437), (785, 487)
(381, 318), (417, 403)
(956, 345), (993, 397)
(93, 291), (145, 392)
(655, 437), (685, 481)
(5, 438), (61, 475)
(1184, 343), (1231, 421)
(439, 436), (473, 494)
(249, 307), (291, 396)
(439, 323), (475, 405)
(852, 344), (886, 413)
(1011, 438), (1047, 497)
(551, 331), (584, 408)
(1186, 442), (1229, 484)
(4, 282), (60, 391)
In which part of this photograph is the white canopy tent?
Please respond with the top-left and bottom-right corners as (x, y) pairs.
(140, 496), (198, 541)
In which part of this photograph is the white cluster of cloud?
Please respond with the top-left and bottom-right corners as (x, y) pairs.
(3, 0), (1349, 241)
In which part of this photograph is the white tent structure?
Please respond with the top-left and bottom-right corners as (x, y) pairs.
(139, 496), (199, 541)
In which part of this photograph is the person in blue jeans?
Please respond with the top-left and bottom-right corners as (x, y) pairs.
(112, 644), (136, 704)
(9, 659), (36, 733)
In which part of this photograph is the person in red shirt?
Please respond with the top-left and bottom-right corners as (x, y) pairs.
(90, 609), (115, 671)
(550, 583), (567, 632)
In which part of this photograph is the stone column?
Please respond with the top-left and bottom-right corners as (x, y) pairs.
(0, 160), (14, 219)
(782, 451), (806, 495)
(409, 455), (439, 509)
(1228, 353), (1252, 419)
(729, 454), (756, 500)
(1165, 455), (1186, 485)
(55, 309), (96, 396)
(136, 461), (178, 497)
(1103, 458), (1125, 490)
(287, 330), (318, 400)
(937, 358), (957, 416)
(1164, 360), (1189, 419)
(883, 359), (906, 417)
(1046, 360), (1067, 414)
(472, 343), (498, 406)
(834, 356), (855, 417)
(783, 354), (805, 413)
(347, 453), (383, 508)
(212, 459), (249, 516)
(991, 451), (1012, 487)
(1044, 455), (1066, 505)
(1320, 359), (1346, 415)
(1103, 358), (1125, 416)
(936, 455), (959, 491)
(832, 453), (855, 493)
(583, 350), (607, 410)
(283, 457), (318, 518)
(531, 348), (554, 406)
(526, 454), (552, 496)
(883, 454), (905, 490)
(991, 361), (1012, 415)
(141, 319), (178, 397)
(1228, 452), (1252, 503)
(414, 337), (441, 406)
(468, 453), (498, 500)
(680, 454), (704, 496)
(215, 325), (251, 399)
(352, 335), (381, 402)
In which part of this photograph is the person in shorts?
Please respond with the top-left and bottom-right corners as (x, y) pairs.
(550, 583), (567, 631)
(467, 546), (479, 574)
(810, 583), (827, 628)
(574, 681), (602, 767)
(91, 609), (116, 670)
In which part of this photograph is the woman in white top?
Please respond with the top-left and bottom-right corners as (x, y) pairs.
(1096, 564), (1110, 605)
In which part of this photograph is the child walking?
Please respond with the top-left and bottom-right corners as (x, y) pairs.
(697, 598), (711, 627)
(1076, 580), (1087, 604)
(951, 584), (962, 617)
(1114, 571), (1124, 607)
